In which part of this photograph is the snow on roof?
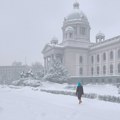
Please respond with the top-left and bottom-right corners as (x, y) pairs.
(48, 43), (64, 48)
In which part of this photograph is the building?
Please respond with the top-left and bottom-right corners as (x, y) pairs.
(0, 66), (29, 84)
(42, 2), (120, 83)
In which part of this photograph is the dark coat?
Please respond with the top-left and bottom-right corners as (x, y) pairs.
(76, 86), (84, 99)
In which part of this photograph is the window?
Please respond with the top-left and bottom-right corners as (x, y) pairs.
(97, 54), (100, 63)
(118, 49), (120, 59)
(102, 79), (105, 83)
(103, 65), (106, 75)
(118, 63), (120, 73)
(69, 33), (73, 38)
(80, 27), (86, 35)
(97, 66), (100, 75)
(91, 67), (94, 75)
(79, 67), (83, 75)
(79, 56), (83, 64)
(110, 64), (113, 74)
(117, 79), (120, 83)
(91, 56), (94, 64)
(108, 79), (112, 83)
(103, 53), (106, 61)
(110, 51), (114, 60)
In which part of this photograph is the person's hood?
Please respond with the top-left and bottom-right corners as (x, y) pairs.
(77, 82), (81, 86)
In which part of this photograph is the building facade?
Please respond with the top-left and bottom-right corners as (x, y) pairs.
(42, 2), (120, 83)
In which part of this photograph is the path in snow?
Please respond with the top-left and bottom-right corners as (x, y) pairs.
(0, 87), (120, 120)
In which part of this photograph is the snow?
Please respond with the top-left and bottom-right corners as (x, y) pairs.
(0, 85), (120, 120)
(48, 43), (64, 48)
(84, 84), (120, 96)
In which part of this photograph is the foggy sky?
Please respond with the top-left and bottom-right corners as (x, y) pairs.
(0, 0), (120, 66)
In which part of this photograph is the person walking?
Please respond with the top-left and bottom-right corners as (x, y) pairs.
(76, 82), (84, 104)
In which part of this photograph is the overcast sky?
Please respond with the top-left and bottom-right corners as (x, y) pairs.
(0, 0), (120, 66)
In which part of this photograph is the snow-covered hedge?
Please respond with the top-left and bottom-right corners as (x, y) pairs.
(83, 93), (97, 99)
(98, 95), (120, 103)
(118, 88), (120, 94)
(41, 89), (75, 96)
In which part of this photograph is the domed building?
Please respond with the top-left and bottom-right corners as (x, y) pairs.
(42, 1), (120, 84)
(62, 1), (90, 42)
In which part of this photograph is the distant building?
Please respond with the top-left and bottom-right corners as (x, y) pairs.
(42, 2), (120, 83)
(0, 66), (29, 84)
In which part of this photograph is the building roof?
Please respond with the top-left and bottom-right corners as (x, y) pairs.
(90, 35), (120, 50)
(42, 43), (64, 54)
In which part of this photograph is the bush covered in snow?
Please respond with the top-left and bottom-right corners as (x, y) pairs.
(23, 79), (42, 87)
(12, 78), (42, 87)
(43, 59), (69, 83)
(31, 62), (44, 79)
(12, 79), (23, 86)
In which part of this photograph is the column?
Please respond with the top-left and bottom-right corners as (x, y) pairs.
(112, 49), (116, 83)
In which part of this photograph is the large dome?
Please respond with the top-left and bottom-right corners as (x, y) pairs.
(65, 2), (88, 23)
(66, 11), (88, 21)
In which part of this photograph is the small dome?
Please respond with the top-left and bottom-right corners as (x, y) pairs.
(96, 32), (105, 37)
(96, 32), (105, 43)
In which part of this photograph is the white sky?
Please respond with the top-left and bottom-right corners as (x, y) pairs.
(0, 0), (120, 66)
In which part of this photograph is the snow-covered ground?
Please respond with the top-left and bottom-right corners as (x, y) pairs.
(0, 85), (120, 120)
(84, 84), (119, 96)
